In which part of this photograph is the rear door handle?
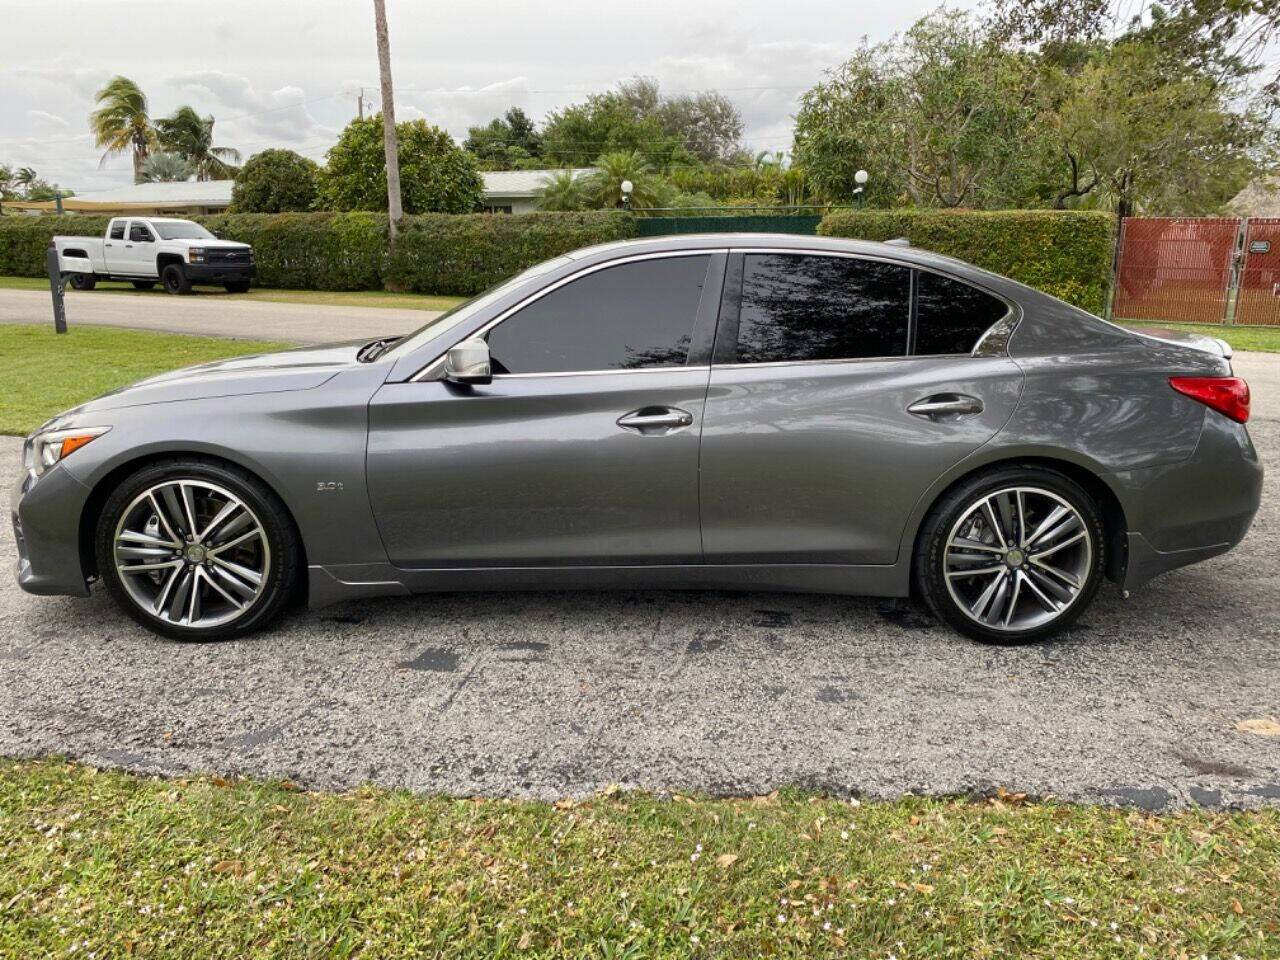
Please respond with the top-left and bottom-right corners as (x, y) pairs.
(907, 394), (984, 419)
(617, 406), (694, 435)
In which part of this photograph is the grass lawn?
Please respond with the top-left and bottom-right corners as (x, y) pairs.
(1115, 320), (1280, 354)
(0, 759), (1276, 958)
(0, 325), (289, 436)
(0, 275), (465, 313)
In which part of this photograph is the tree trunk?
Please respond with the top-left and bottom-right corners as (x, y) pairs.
(373, 0), (403, 239)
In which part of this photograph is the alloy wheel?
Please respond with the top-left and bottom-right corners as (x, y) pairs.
(112, 479), (271, 629)
(942, 485), (1093, 633)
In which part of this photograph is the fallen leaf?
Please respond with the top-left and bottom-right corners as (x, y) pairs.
(597, 782), (621, 798)
(1236, 718), (1280, 737)
(517, 931), (531, 950)
(1232, 898), (1244, 915)
(715, 853), (739, 869)
(913, 882), (934, 894)
(279, 780), (303, 792)
(212, 860), (243, 875)
(210, 776), (231, 788)
(554, 798), (576, 810)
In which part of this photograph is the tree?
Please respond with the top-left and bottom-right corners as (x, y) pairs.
(156, 106), (241, 180)
(465, 107), (543, 170)
(534, 169), (585, 211)
(90, 76), (156, 183)
(793, 12), (1048, 207)
(577, 150), (670, 208)
(321, 115), (483, 214)
(541, 77), (743, 168)
(139, 152), (194, 182)
(15, 166), (39, 195)
(372, 0), (403, 236)
(230, 149), (320, 212)
(0, 164), (12, 198)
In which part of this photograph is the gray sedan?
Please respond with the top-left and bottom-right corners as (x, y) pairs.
(12, 235), (1262, 643)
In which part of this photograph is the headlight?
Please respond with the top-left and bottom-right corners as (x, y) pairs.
(23, 426), (110, 483)
(188, 247), (206, 263)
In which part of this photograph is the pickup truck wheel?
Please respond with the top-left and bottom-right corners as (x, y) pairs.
(224, 281), (251, 294)
(132, 280), (156, 290)
(161, 264), (193, 295)
(68, 274), (97, 291)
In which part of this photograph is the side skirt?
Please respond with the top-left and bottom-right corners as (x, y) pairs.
(307, 561), (911, 609)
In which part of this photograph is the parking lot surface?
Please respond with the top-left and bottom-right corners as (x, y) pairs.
(2, 353), (1277, 810)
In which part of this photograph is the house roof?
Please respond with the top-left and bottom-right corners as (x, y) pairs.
(481, 168), (596, 198)
(1228, 174), (1280, 218)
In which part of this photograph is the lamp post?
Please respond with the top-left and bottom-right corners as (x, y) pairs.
(853, 169), (868, 209)
(620, 179), (634, 212)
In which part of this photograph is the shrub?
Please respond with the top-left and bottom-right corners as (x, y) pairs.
(384, 211), (635, 295)
(0, 211), (635, 295)
(818, 209), (1115, 313)
(230, 149), (320, 213)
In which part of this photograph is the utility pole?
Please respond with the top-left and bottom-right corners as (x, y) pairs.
(357, 87), (364, 120)
(372, 0), (402, 239)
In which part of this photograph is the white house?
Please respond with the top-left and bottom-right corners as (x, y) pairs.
(3, 169), (597, 216)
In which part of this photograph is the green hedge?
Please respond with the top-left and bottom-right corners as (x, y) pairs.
(0, 211), (636, 296)
(818, 209), (1115, 314)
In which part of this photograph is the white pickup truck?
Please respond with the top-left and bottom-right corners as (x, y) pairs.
(54, 216), (255, 295)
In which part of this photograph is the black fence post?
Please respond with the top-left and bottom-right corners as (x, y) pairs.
(46, 241), (68, 334)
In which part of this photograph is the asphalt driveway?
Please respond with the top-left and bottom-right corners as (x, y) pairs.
(1, 353), (1277, 810)
(0, 288), (436, 343)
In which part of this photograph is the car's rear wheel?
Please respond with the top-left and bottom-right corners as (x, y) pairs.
(68, 274), (96, 291)
(132, 280), (156, 290)
(94, 459), (300, 641)
(161, 264), (193, 295)
(915, 466), (1105, 644)
(224, 280), (251, 294)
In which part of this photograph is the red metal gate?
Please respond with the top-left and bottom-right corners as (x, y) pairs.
(1111, 217), (1240, 325)
(1235, 218), (1280, 326)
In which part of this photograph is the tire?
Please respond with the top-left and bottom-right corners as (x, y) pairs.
(914, 465), (1105, 645)
(132, 280), (156, 290)
(224, 281), (251, 294)
(68, 273), (96, 291)
(94, 458), (301, 641)
(161, 263), (193, 295)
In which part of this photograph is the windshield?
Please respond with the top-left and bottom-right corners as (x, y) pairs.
(153, 221), (215, 240)
(381, 255), (574, 359)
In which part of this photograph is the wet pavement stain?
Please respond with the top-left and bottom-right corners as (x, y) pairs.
(752, 610), (793, 628)
(686, 631), (725, 654)
(816, 686), (862, 704)
(398, 647), (460, 673)
(877, 603), (936, 630)
(1175, 752), (1256, 779)
(223, 721), (289, 748)
(1101, 786), (1174, 811)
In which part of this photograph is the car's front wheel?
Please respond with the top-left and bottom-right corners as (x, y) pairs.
(94, 459), (301, 641)
(68, 274), (96, 291)
(161, 264), (193, 295)
(915, 466), (1105, 644)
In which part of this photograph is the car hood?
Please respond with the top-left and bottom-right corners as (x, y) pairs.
(65, 339), (371, 416)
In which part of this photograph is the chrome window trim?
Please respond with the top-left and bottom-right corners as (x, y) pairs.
(408, 249), (728, 382)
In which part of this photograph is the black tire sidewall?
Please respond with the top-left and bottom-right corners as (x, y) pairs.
(94, 459), (299, 641)
(915, 466), (1106, 645)
(162, 265), (191, 295)
(69, 274), (96, 290)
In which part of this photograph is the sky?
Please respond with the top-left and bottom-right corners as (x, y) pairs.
(0, 0), (982, 194)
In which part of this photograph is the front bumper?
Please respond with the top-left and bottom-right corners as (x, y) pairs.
(185, 261), (255, 285)
(11, 465), (93, 598)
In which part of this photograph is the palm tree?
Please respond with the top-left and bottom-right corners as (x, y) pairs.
(535, 169), (585, 211)
(156, 106), (241, 181)
(90, 76), (156, 182)
(0, 164), (13, 197)
(372, 0), (403, 237)
(579, 151), (669, 209)
(15, 166), (39, 195)
(139, 152), (194, 183)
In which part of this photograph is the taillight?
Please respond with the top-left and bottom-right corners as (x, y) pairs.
(1169, 376), (1250, 424)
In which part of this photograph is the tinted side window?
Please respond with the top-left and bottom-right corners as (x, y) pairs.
(129, 223), (154, 242)
(109, 221), (126, 240)
(487, 255), (710, 374)
(736, 254), (910, 363)
(914, 272), (1009, 355)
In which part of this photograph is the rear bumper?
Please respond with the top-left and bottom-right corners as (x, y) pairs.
(11, 465), (93, 598)
(185, 261), (255, 284)
(1116, 413), (1262, 590)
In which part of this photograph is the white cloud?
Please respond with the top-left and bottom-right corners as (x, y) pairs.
(167, 71), (334, 143)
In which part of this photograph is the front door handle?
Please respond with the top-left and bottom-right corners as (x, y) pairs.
(617, 406), (694, 435)
(907, 394), (984, 419)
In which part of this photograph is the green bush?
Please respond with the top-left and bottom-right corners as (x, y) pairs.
(0, 216), (112, 277)
(383, 211), (635, 295)
(0, 211), (635, 295)
(818, 209), (1115, 313)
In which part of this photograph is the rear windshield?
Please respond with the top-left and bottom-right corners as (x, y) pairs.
(153, 221), (215, 240)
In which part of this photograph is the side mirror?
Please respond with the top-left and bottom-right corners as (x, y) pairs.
(444, 339), (492, 385)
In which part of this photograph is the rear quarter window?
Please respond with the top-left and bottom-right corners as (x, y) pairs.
(914, 272), (1010, 355)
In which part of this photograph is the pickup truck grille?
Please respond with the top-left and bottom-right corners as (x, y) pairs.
(206, 248), (252, 264)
